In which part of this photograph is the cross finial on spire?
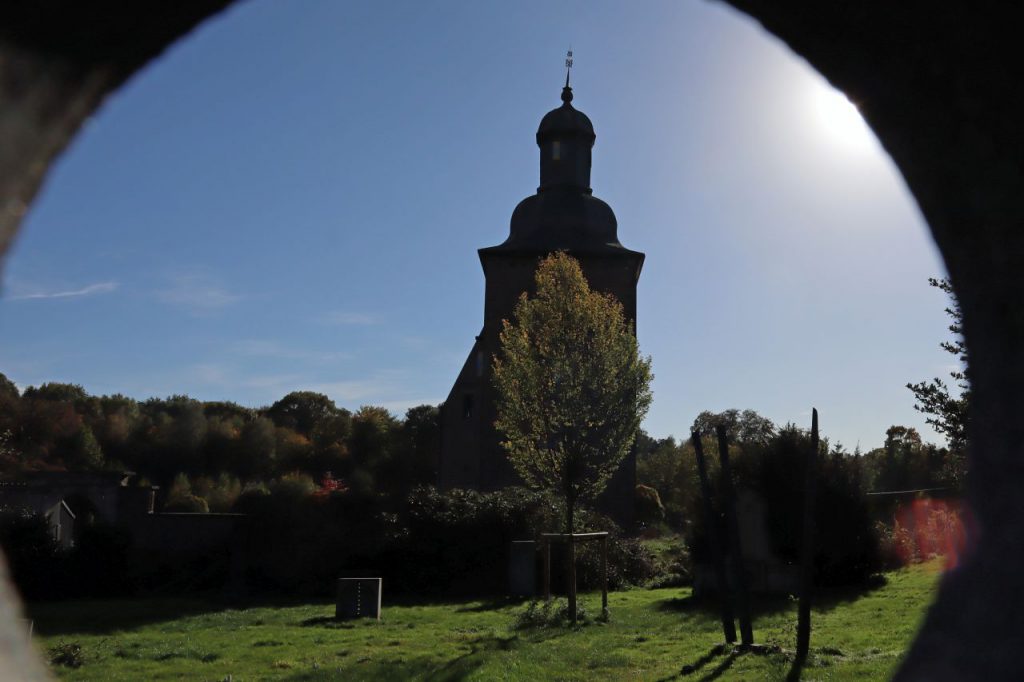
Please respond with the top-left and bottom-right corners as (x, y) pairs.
(561, 49), (574, 104)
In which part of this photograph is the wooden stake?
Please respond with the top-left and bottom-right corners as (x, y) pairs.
(692, 430), (736, 644)
(601, 535), (609, 614)
(796, 408), (819, 660)
(568, 536), (577, 623)
(717, 425), (754, 646)
(543, 537), (551, 601)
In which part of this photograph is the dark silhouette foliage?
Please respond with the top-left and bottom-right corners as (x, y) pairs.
(392, 486), (654, 595)
(688, 425), (881, 587)
(690, 409), (776, 448)
(0, 507), (60, 599)
(906, 277), (969, 486)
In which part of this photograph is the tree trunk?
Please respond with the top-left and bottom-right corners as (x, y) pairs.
(566, 492), (577, 623)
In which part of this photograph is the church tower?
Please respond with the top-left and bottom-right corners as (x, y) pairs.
(439, 79), (644, 525)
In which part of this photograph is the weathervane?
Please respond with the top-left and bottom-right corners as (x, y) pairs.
(565, 48), (573, 88)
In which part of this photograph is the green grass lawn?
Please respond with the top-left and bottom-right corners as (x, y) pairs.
(29, 560), (942, 681)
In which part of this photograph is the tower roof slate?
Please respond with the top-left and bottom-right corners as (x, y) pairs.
(481, 84), (642, 260)
(536, 86), (596, 142)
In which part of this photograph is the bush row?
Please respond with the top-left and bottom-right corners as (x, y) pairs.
(1, 485), (655, 600)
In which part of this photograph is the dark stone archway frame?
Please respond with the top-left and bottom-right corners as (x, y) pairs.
(0, 3), (1019, 679)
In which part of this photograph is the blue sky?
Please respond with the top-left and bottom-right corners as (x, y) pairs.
(0, 0), (951, 450)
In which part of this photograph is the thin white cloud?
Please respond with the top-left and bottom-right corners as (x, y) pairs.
(303, 371), (441, 411)
(158, 274), (240, 312)
(232, 340), (351, 364)
(400, 335), (430, 349)
(305, 378), (394, 402)
(8, 281), (118, 301)
(321, 311), (381, 326)
(241, 373), (306, 390)
(187, 363), (229, 386)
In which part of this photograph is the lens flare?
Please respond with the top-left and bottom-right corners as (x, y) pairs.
(891, 498), (968, 571)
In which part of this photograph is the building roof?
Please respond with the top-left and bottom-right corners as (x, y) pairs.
(536, 86), (596, 142)
(480, 190), (631, 256)
(481, 84), (643, 261)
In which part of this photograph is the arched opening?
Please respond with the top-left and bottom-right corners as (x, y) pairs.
(0, 3), (1018, 680)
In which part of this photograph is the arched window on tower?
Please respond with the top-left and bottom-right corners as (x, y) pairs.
(552, 140), (561, 161)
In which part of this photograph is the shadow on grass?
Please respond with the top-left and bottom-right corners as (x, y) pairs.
(28, 598), (235, 637)
(365, 592), (530, 611)
(655, 574), (888, 620)
(698, 651), (737, 681)
(282, 633), (521, 682)
(454, 595), (529, 613)
(653, 644), (738, 682)
(27, 590), (533, 638)
(676, 644), (726, 677)
(299, 615), (356, 628)
(28, 594), (333, 637)
(655, 594), (790, 619)
(785, 657), (805, 682)
(660, 643), (786, 682)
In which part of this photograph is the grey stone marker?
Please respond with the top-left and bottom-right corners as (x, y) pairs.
(335, 577), (382, 621)
(509, 540), (536, 596)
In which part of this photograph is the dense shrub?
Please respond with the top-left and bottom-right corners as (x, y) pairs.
(47, 641), (85, 668)
(688, 426), (881, 587)
(0, 508), (134, 600)
(163, 473), (210, 513)
(877, 498), (964, 569)
(229, 484), (656, 598)
(0, 507), (62, 599)
(635, 484), (665, 527)
(269, 472), (317, 499)
(385, 486), (654, 595)
(228, 480), (398, 596)
(6, 482), (653, 601)
(644, 535), (692, 588)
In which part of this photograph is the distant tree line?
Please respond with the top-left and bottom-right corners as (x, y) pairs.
(0, 375), (661, 600)
(0, 379), (440, 507)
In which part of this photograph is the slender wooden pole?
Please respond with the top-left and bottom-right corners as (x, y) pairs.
(568, 535), (577, 623)
(567, 497), (577, 623)
(717, 425), (754, 646)
(692, 431), (736, 644)
(601, 535), (609, 614)
(796, 408), (819, 660)
(543, 538), (551, 600)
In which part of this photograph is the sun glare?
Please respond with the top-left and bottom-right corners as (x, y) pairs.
(811, 85), (878, 155)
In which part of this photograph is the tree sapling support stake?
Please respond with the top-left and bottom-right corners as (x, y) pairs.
(796, 408), (819, 660)
(692, 430), (736, 644)
(717, 424), (754, 646)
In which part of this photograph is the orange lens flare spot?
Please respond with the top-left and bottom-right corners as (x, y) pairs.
(891, 498), (967, 570)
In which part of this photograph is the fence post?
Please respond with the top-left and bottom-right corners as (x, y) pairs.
(567, 534), (577, 623)
(796, 408), (820, 660)
(693, 430), (737, 644)
(601, 534), (609, 614)
(543, 537), (551, 601)
(717, 425), (754, 646)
